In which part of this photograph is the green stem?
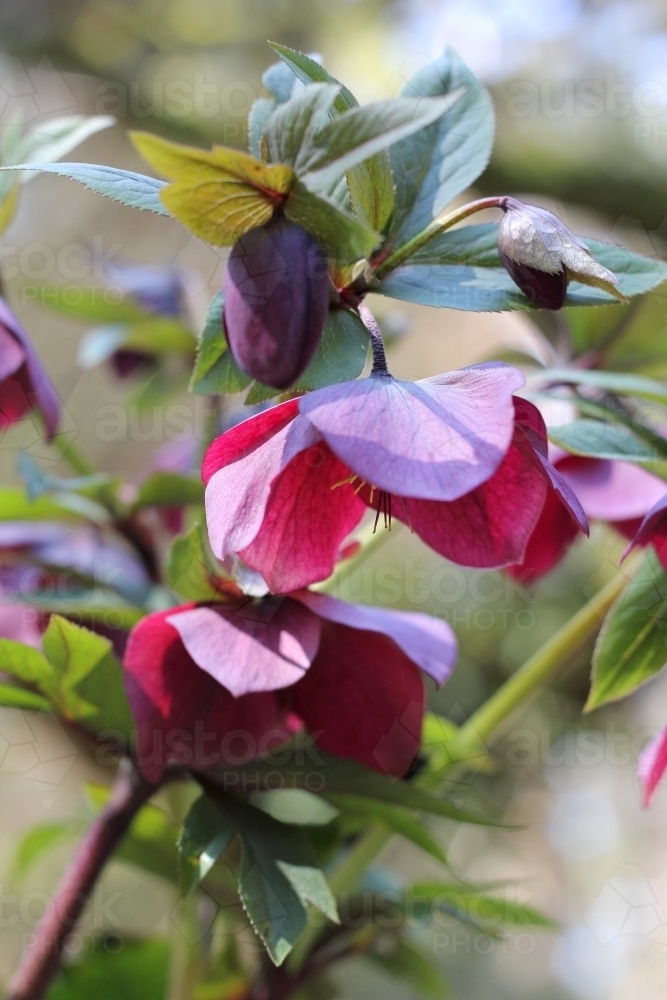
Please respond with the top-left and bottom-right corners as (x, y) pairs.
(287, 561), (638, 973)
(51, 434), (94, 476)
(374, 196), (505, 279)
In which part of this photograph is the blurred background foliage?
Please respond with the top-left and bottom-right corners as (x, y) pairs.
(1, 2), (667, 998)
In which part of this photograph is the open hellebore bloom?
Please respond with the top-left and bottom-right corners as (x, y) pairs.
(0, 298), (59, 438)
(123, 580), (457, 783)
(223, 216), (330, 388)
(498, 197), (624, 310)
(509, 453), (666, 581)
(622, 490), (667, 568)
(203, 351), (587, 594)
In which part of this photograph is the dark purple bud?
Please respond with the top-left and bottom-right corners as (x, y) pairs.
(110, 349), (157, 379)
(499, 250), (568, 310)
(223, 217), (330, 389)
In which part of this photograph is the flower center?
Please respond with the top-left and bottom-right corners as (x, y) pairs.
(331, 475), (414, 533)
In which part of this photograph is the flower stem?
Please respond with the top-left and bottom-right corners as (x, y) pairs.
(51, 435), (95, 477)
(373, 197), (506, 279)
(5, 760), (156, 1000)
(287, 560), (637, 973)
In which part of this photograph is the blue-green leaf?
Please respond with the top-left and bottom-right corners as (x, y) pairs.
(548, 420), (663, 462)
(4, 162), (170, 215)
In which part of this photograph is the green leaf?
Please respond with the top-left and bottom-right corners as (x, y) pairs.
(269, 44), (359, 113)
(262, 83), (340, 172)
(587, 551), (667, 711)
(13, 115), (114, 173)
(209, 749), (500, 827)
(4, 162), (171, 214)
(133, 472), (204, 510)
(179, 791), (338, 964)
(328, 794), (446, 863)
(74, 650), (135, 739)
(410, 881), (556, 930)
(14, 822), (76, 879)
(388, 48), (494, 242)
(548, 420), (662, 462)
(0, 682), (51, 713)
(529, 368), (667, 403)
(165, 524), (218, 602)
(245, 381), (279, 405)
(269, 44), (395, 230)
(300, 94), (464, 188)
(0, 487), (86, 522)
(292, 308), (368, 390)
(40, 616), (112, 720)
(189, 291), (252, 396)
(0, 640), (54, 688)
(377, 225), (667, 311)
(250, 790), (339, 826)
(285, 181), (380, 262)
(47, 938), (171, 1000)
(367, 938), (449, 999)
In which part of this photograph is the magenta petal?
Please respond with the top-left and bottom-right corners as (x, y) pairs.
(507, 488), (581, 582)
(291, 620), (425, 777)
(0, 299), (60, 440)
(299, 362), (525, 501)
(205, 408), (320, 562)
(0, 324), (25, 378)
(638, 725), (667, 806)
(393, 439), (547, 567)
(533, 451), (588, 535)
(294, 590), (457, 686)
(624, 490), (667, 557)
(202, 398), (300, 485)
(558, 457), (667, 523)
(123, 606), (280, 783)
(166, 598), (321, 696)
(240, 441), (365, 593)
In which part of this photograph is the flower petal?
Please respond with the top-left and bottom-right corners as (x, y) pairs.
(291, 620), (425, 777)
(0, 298), (60, 439)
(299, 362), (525, 501)
(391, 439), (548, 567)
(623, 490), (667, 561)
(294, 589), (457, 686)
(507, 488), (581, 582)
(166, 597), (321, 696)
(240, 441), (365, 593)
(0, 323), (25, 378)
(638, 725), (667, 806)
(204, 403), (320, 560)
(123, 607), (280, 783)
(558, 457), (666, 523)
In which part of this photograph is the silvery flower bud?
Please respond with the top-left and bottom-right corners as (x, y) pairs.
(498, 197), (625, 310)
(223, 217), (330, 389)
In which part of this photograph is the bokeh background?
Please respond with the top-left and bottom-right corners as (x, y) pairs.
(1, 1), (667, 998)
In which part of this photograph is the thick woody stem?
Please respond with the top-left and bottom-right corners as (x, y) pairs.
(6, 759), (156, 1000)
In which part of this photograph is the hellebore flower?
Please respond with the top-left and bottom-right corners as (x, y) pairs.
(0, 298), (59, 439)
(123, 578), (456, 783)
(638, 726), (667, 806)
(498, 198), (624, 310)
(622, 490), (667, 568)
(203, 338), (587, 593)
(509, 453), (666, 581)
(223, 216), (330, 388)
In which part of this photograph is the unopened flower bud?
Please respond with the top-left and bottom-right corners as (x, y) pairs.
(223, 216), (330, 389)
(498, 197), (625, 310)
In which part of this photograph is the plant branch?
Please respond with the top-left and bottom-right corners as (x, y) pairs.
(6, 759), (156, 1000)
(373, 196), (505, 279)
(286, 560), (639, 973)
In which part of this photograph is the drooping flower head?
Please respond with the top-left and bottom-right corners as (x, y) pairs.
(224, 216), (330, 388)
(123, 571), (457, 783)
(0, 298), (59, 439)
(509, 452), (667, 581)
(498, 198), (625, 310)
(203, 312), (587, 594)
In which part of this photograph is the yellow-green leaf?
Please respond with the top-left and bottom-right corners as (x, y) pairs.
(130, 131), (294, 246)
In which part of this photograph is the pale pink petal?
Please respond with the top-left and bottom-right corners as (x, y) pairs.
(166, 598), (321, 697)
(204, 405), (320, 562)
(558, 457), (666, 523)
(638, 726), (667, 806)
(294, 589), (457, 686)
(0, 324), (25, 378)
(240, 441), (365, 593)
(299, 362), (525, 501)
(0, 603), (43, 647)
